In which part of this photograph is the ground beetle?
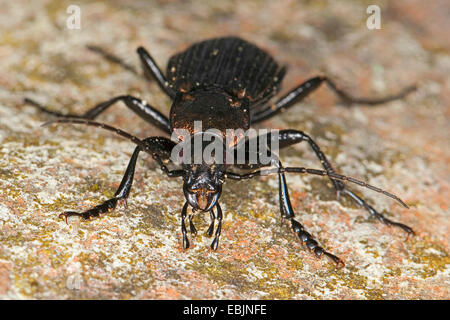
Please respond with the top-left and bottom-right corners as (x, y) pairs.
(25, 36), (416, 268)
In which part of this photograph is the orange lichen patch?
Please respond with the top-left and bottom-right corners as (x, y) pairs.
(289, 190), (307, 208)
(15, 197), (26, 208)
(311, 84), (336, 109)
(154, 286), (183, 299)
(389, 0), (450, 52)
(230, 241), (259, 262)
(0, 263), (12, 295)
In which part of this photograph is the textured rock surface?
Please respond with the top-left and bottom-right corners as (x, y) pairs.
(0, 0), (448, 299)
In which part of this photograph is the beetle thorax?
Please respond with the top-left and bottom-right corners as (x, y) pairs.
(170, 88), (250, 142)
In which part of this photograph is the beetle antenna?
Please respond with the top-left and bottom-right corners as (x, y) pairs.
(41, 118), (153, 153)
(225, 167), (408, 209)
(283, 167), (409, 208)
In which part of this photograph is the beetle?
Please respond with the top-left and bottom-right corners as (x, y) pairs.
(25, 36), (416, 268)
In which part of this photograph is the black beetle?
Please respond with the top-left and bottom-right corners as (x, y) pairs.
(25, 36), (416, 268)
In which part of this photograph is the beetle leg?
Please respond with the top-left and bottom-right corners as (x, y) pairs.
(206, 209), (215, 236)
(251, 76), (416, 123)
(137, 47), (176, 99)
(210, 203), (223, 250)
(225, 131), (414, 266)
(228, 130), (413, 236)
(342, 188), (415, 239)
(86, 45), (139, 75)
(226, 171), (345, 267)
(181, 202), (190, 249)
(226, 152), (344, 267)
(59, 136), (182, 223)
(24, 95), (171, 134)
(290, 217), (345, 268)
(189, 214), (197, 235)
(278, 165), (344, 268)
(60, 198), (121, 222)
(59, 143), (141, 223)
(276, 129), (414, 237)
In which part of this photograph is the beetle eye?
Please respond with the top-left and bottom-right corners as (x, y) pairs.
(184, 174), (192, 184)
(187, 187), (198, 193)
(215, 172), (225, 184)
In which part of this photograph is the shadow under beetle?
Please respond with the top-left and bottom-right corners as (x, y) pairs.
(26, 36), (417, 268)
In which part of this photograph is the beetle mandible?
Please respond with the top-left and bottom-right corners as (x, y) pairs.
(26, 37), (416, 268)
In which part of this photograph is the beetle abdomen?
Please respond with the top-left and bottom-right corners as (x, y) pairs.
(167, 37), (286, 106)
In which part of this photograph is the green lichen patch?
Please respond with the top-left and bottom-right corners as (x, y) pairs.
(408, 238), (449, 279)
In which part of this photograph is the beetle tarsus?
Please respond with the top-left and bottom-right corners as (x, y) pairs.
(341, 188), (414, 236)
(59, 197), (123, 223)
(86, 45), (138, 75)
(290, 218), (344, 269)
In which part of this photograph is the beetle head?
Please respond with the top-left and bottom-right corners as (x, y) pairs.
(182, 163), (225, 212)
